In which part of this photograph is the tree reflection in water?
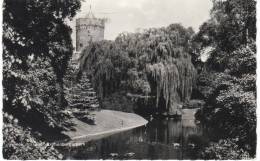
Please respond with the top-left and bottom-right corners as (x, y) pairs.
(59, 110), (210, 160)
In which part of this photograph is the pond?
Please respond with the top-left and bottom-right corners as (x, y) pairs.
(59, 109), (209, 160)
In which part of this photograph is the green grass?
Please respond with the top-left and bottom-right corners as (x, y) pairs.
(62, 110), (148, 143)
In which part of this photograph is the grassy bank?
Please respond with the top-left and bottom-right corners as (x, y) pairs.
(59, 110), (148, 144)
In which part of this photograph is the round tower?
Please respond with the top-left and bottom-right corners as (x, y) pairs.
(76, 14), (106, 52)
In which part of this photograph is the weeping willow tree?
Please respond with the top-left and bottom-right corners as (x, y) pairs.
(146, 51), (196, 113)
(79, 23), (197, 113)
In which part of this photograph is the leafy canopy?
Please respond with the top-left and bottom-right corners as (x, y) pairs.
(79, 24), (196, 111)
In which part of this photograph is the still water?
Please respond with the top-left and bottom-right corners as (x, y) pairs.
(60, 109), (209, 160)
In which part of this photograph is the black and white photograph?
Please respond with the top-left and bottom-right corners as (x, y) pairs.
(1, 0), (258, 160)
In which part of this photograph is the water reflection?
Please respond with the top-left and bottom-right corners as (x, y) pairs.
(60, 110), (209, 160)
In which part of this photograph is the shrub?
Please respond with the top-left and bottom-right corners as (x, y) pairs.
(3, 112), (63, 160)
(200, 139), (250, 160)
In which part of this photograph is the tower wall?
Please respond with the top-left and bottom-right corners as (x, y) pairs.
(76, 18), (105, 52)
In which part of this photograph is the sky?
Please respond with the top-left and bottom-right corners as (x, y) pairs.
(69, 0), (213, 46)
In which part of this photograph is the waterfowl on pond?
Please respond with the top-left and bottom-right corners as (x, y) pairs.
(172, 143), (180, 148)
(188, 143), (195, 148)
(109, 153), (119, 157)
(138, 137), (144, 142)
(124, 152), (135, 157)
(149, 115), (153, 121)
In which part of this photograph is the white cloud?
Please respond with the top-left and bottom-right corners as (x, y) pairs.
(117, 0), (149, 9)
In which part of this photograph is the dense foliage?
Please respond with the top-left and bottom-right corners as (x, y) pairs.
(3, 0), (81, 159)
(79, 24), (196, 113)
(194, 0), (256, 158)
(3, 113), (63, 159)
(194, 0), (256, 71)
(200, 139), (250, 160)
(3, 57), (75, 131)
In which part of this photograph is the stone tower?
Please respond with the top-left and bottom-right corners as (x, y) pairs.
(75, 13), (106, 53)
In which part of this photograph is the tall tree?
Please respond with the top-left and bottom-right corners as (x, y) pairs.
(3, 0), (82, 159)
(194, 0), (257, 158)
(3, 0), (81, 129)
(3, 0), (81, 108)
(193, 0), (256, 71)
